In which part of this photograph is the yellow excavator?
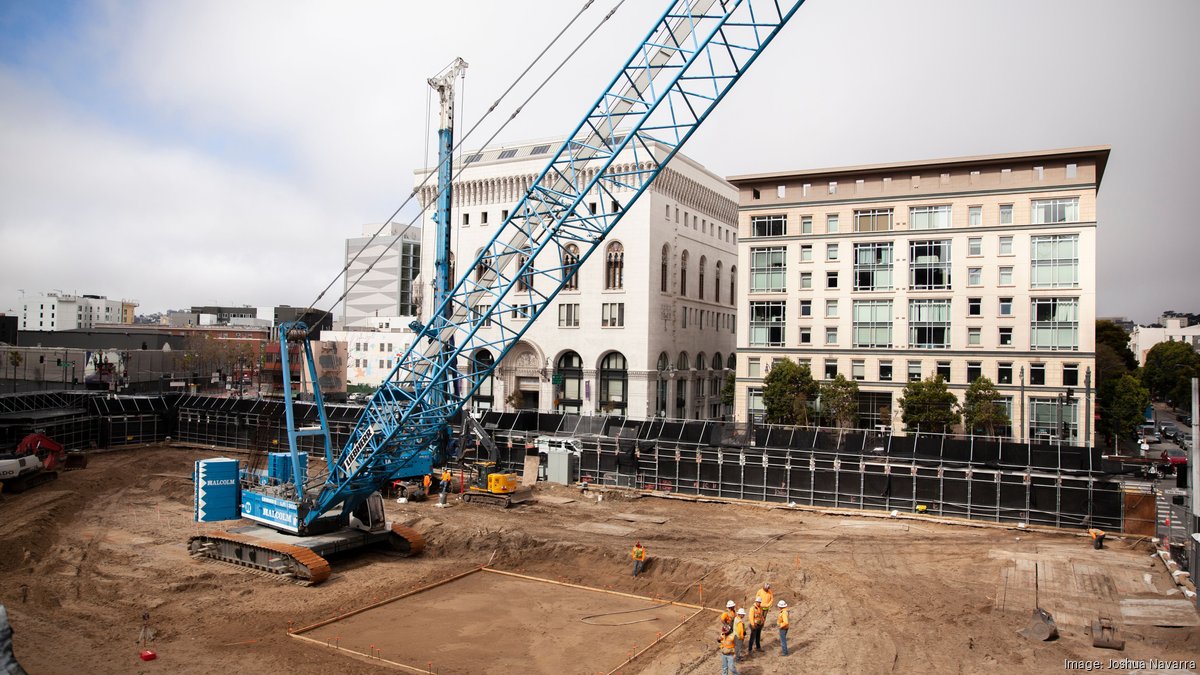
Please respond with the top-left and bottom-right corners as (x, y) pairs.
(458, 416), (532, 508)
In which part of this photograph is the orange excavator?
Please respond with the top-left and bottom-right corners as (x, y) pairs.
(0, 433), (87, 494)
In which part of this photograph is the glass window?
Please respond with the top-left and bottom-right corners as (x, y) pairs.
(824, 359), (837, 379)
(967, 237), (982, 256)
(826, 213), (840, 233)
(750, 247), (787, 292)
(747, 387), (764, 422)
(968, 297), (982, 316)
(853, 300), (893, 348)
(854, 243), (893, 291)
(826, 271), (839, 289)
(910, 240), (952, 289)
(908, 361), (922, 381)
(852, 360), (865, 381)
(599, 352), (628, 413)
(800, 300), (812, 317)
(1030, 363), (1046, 385)
(749, 301), (786, 347)
(605, 242), (624, 289)
(967, 362), (982, 382)
(968, 267), (982, 286)
(1063, 363), (1079, 386)
(558, 303), (580, 327)
(998, 266), (1014, 285)
(751, 214), (787, 237)
(1030, 197), (1079, 224)
(1031, 234), (1079, 288)
(825, 299), (839, 318)
(854, 208), (893, 232)
(999, 236), (1014, 255)
(557, 351), (583, 413)
(1029, 397), (1079, 442)
(748, 357), (760, 378)
(800, 245), (813, 262)
(1030, 297), (1079, 350)
(999, 297), (1013, 316)
(967, 327), (982, 345)
(909, 205), (951, 230)
(968, 206), (982, 226)
(999, 327), (1013, 345)
(660, 245), (670, 292)
(601, 302), (625, 327)
(801, 215), (813, 234)
(909, 299), (951, 348)
(799, 327), (811, 344)
(1000, 204), (1013, 225)
(800, 272), (812, 289)
(826, 243), (839, 261)
(879, 361), (893, 381)
(825, 327), (838, 345)
(937, 361), (951, 382)
(997, 362), (1013, 384)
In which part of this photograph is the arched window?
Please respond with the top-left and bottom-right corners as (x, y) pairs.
(714, 261), (722, 304)
(517, 254), (532, 291)
(729, 265), (736, 305)
(698, 256), (707, 300)
(599, 352), (628, 413)
(655, 351), (669, 416)
(562, 244), (580, 291)
(660, 245), (670, 293)
(680, 250), (690, 297)
(726, 353), (736, 370)
(693, 352), (706, 402)
(605, 242), (624, 290)
(556, 351), (583, 413)
(471, 349), (495, 412)
(474, 248), (490, 282)
(711, 353), (723, 370)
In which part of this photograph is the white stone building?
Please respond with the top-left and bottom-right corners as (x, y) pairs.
(730, 147), (1109, 446)
(20, 292), (128, 331)
(1129, 316), (1200, 366)
(322, 316), (420, 387)
(415, 138), (739, 419)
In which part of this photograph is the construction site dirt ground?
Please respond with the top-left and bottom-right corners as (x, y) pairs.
(1, 446), (1197, 674)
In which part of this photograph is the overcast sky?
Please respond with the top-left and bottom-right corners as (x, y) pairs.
(1, 0), (1196, 323)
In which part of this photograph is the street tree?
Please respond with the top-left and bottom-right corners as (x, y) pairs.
(959, 376), (1010, 437)
(721, 372), (735, 411)
(898, 375), (961, 434)
(761, 359), (818, 426)
(1142, 340), (1200, 409)
(1109, 374), (1151, 449)
(1095, 320), (1137, 371)
(7, 350), (22, 393)
(819, 374), (859, 429)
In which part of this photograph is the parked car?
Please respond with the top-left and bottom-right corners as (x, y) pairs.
(1178, 413), (1192, 426)
(1138, 424), (1161, 444)
(1176, 432), (1192, 450)
(1159, 422), (1178, 439)
(1160, 447), (1188, 473)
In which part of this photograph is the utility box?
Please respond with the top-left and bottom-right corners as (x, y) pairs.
(538, 437), (583, 485)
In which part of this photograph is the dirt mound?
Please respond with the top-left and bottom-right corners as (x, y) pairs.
(0, 489), (85, 572)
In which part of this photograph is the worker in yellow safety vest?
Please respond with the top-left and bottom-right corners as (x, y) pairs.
(717, 624), (738, 675)
(755, 583), (774, 620)
(1088, 528), (1106, 549)
(747, 597), (765, 654)
(732, 607), (748, 661)
(777, 600), (790, 657)
(631, 541), (647, 577)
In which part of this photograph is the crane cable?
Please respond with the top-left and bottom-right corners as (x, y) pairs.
(299, 0), (625, 336)
(579, 529), (800, 626)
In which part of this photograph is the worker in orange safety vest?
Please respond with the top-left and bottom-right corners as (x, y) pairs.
(422, 473), (432, 494)
(631, 541), (647, 577)
(777, 600), (791, 657)
(717, 623), (738, 675)
(747, 596), (765, 654)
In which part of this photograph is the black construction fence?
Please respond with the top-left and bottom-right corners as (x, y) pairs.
(0, 391), (1123, 531)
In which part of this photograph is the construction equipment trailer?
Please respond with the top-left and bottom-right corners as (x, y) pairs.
(190, 0), (809, 584)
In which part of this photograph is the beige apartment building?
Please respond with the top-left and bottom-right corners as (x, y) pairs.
(730, 146), (1109, 446)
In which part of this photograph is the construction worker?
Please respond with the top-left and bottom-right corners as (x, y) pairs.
(1088, 528), (1106, 549)
(437, 467), (453, 507)
(719, 600), (736, 629)
(755, 583), (774, 621)
(631, 541), (647, 577)
(777, 600), (790, 656)
(733, 607), (748, 661)
(422, 473), (432, 496)
(717, 623), (738, 675)
(747, 596), (765, 654)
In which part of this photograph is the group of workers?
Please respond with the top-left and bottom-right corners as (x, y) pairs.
(716, 583), (791, 674)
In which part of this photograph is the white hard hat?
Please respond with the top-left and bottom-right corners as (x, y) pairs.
(726, 600), (736, 608)
(778, 600), (788, 608)
(763, 582), (771, 589)
(737, 608), (746, 615)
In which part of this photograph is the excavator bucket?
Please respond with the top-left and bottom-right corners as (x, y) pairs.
(1018, 608), (1058, 641)
(65, 453), (88, 470)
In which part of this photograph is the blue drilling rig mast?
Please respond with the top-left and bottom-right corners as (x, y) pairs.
(190, 0), (809, 584)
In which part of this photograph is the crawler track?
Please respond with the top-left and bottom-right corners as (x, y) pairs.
(188, 530), (333, 586)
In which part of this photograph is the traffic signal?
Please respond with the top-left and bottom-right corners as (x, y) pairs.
(56, 358), (62, 366)
(39, 355), (44, 363)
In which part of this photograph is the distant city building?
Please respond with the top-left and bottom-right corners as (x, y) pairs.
(342, 223), (422, 326)
(1129, 316), (1200, 366)
(321, 317), (418, 387)
(415, 137), (738, 418)
(1097, 316), (1135, 334)
(729, 146), (1109, 446)
(19, 293), (134, 331)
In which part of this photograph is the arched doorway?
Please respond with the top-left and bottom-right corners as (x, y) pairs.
(599, 352), (628, 414)
(556, 351), (583, 413)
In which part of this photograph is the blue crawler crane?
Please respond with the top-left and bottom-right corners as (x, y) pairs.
(189, 0), (809, 584)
